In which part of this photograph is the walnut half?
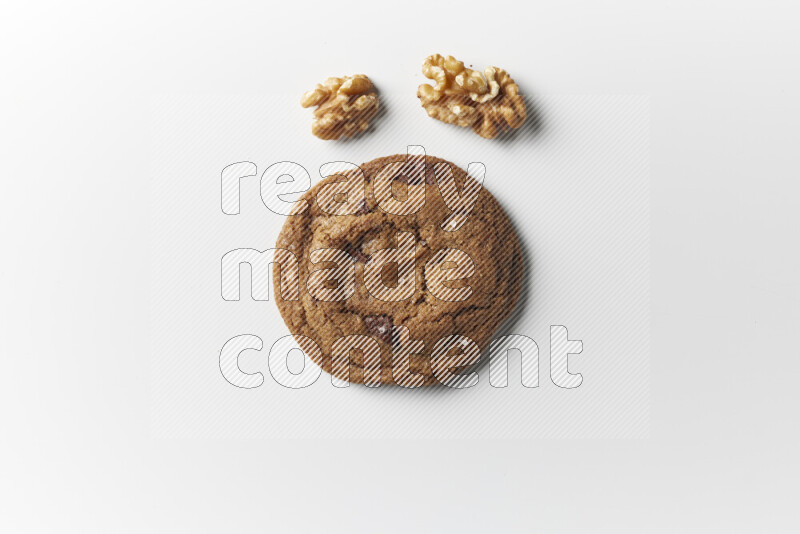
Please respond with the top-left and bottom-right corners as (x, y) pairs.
(417, 54), (526, 139)
(300, 74), (380, 140)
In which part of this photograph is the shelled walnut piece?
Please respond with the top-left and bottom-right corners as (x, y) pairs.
(417, 54), (526, 139)
(300, 74), (380, 140)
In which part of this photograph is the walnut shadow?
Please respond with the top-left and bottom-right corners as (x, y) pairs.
(492, 94), (545, 144)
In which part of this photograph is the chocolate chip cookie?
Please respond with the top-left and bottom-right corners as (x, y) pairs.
(273, 154), (523, 386)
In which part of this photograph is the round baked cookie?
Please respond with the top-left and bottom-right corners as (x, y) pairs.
(273, 154), (523, 386)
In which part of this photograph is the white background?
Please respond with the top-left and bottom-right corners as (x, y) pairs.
(1, 0), (799, 532)
(150, 92), (649, 439)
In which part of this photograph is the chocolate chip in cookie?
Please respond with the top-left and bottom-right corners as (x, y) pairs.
(363, 314), (393, 345)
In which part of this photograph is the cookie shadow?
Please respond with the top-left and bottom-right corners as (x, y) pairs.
(469, 209), (533, 376)
(352, 208), (534, 398)
(430, 207), (534, 394)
